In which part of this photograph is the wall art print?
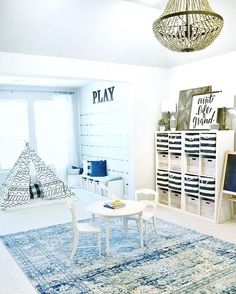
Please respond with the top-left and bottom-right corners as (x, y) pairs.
(189, 91), (222, 130)
(176, 85), (212, 131)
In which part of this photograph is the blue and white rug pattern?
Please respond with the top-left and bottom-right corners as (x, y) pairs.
(1, 218), (236, 293)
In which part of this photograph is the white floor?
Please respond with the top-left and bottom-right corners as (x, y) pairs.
(1, 189), (236, 294)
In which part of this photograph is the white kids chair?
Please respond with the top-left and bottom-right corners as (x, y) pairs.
(124, 188), (158, 245)
(66, 199), (101, 260)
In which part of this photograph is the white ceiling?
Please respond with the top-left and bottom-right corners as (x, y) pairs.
(0, 0), (235, 87)
(127, 0), (166, 9)
(0, 75), (91, 88)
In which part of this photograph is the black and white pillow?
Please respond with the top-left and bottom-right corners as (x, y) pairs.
(30, 182), (44, 199)
(82, 160), (91, 175)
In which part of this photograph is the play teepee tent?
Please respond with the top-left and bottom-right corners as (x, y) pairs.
(0, 143), (75, 209)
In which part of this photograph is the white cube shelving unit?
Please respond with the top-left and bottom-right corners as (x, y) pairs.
(155, 130), (234, 222)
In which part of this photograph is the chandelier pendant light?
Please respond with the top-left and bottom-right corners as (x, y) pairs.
(153, 0), (224, 52)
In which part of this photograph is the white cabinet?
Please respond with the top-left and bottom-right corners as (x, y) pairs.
(155, 130), (234, 222)
(80, 174), (124, 198)
(67, 174), (81, 188)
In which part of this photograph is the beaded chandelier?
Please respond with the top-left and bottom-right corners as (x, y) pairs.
(153, 0), (224, 52)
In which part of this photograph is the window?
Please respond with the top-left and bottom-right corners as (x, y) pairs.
(0, 100), (29, 168)
(0, 92), (77, 179)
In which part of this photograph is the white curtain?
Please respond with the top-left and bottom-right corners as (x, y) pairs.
(35, 94), (78, 181)
(0, 100), (29, 169)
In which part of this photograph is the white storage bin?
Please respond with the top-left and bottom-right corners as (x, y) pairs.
(200, 198), (215, 219)
(156, 169), (168, 189)
(184, 174), (199, 195)
(94, 180), (101, 194)
(170, 191), (181, 209)
(186, 195), (199, 214)
(201, 156), (216, 177)
(88, 179), (95, 192)
(169, 171), (181, 191)
(159, 189), (169, 205)
(158, 152), (168, 169)
(170, 154), (181, 171)
(81, 177), (88, 190)
(156, 133), (168, 151)
(187, 155), (199, 174)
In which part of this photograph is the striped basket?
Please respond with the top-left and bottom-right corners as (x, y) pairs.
(156, 169), (168, 189)
(156, 133), (168, 151)
(199, 176), (215, 198)
(200, 133), (216, 154)
(184, 174), (199, 194)
(169, 133), (182, 152)
(185, 133), (200, 153)
(169, 171), (182, 191)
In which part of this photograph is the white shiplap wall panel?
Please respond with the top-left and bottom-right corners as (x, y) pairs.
(79, 81), (130, 195)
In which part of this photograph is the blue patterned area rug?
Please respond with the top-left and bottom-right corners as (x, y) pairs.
(1, 218), (236, 294)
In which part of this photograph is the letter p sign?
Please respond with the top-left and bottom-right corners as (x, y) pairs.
(92, 91), (97, 104)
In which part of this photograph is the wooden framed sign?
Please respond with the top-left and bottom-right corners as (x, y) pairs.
(189, 91), (222, 130)
(176, 85), (212, 130)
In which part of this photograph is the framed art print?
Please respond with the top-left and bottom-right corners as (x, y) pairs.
(176, 85), (212, 130)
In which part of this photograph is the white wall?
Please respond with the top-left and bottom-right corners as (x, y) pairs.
(168, 51), (236, 105)
(0, 52), (168, 196)
(168, 51), (236, 148)
(79, 81), (130, 194)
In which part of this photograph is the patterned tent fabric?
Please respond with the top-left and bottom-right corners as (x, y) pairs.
(0, 143), (74, 209)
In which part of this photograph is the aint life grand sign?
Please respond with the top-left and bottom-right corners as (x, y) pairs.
(189, 91), (222, 130)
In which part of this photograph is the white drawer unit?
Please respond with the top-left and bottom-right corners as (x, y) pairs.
(67, 174), (81, 188)
(155, 130), (234, 222)
(80, 175), (124, 198)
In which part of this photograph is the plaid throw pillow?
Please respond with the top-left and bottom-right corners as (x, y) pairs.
(30, 182), (44, 199)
